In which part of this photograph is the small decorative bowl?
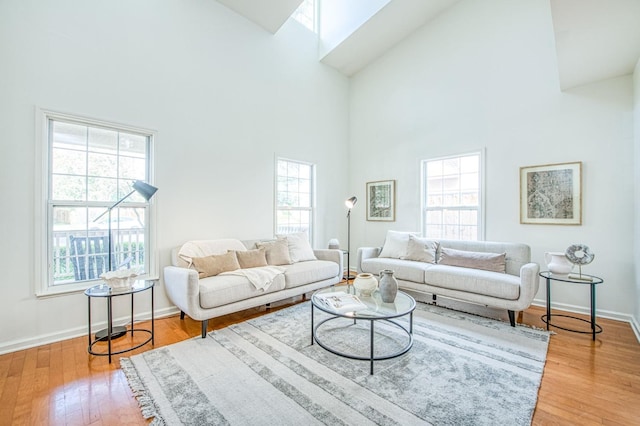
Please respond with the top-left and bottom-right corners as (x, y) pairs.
(100, 269), (138, 290)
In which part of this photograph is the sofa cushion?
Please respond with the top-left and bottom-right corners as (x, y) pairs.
(191, 251), (241, 279)
(405, 236), (438, 263)
(379, 230), (418, 259)
(282, 260), (339, 289)
(425, 265), (520, 300)
(199, 274), (286, 309)
(439, 248), (506, 273)
(235, 248), (268, 269)
(360, 257), (435, 283)
(278, 232), (317, 263)
(256, 239), (292, 265)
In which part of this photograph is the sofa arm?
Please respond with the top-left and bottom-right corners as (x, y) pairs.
(357, 247), (381, 273)
(518, 262), (541, 306)
(314, 249), (343, 279)
(163, 266), (202, 319)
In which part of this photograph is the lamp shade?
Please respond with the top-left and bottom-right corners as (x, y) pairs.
(345, 196), (357, 209)
(132, 180), (158, 201)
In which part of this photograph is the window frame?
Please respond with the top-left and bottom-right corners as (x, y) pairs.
(35, 108), (158, 297)
(420, 150), (485, 241)
(274, 157), (316, 245)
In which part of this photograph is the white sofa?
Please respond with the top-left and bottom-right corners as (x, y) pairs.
(164, 238), (342, 337)
(357, 233), (539, 326)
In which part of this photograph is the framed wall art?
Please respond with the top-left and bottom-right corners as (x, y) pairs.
(366, 180), (396, 221)
(520, 161), (582, 225)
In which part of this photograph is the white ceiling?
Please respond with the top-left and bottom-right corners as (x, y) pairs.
(216, 0), (303, 34)
(550, 0), (640, 90)
(319, 0), (462, 76)
(216, 0), (640, 89)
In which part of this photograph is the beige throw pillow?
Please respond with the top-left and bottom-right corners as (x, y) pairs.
(191, 251), (241, 278)
(235, 248), (268, 269)
(256, 239), (292, 266)
(438, 248), (506, 273)
(277, 232), (317, 263)
(405, 235), (438, 263)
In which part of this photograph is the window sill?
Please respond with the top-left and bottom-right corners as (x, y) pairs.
(36, 275), (159, 298)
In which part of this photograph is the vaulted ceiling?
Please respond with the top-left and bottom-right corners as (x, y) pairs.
(215, 0), (640, 90)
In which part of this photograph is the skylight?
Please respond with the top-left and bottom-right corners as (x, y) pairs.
(291, 0), (316, 32)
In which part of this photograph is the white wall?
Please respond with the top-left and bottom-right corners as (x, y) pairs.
(0, 0), (349, 353)
(349, 0), (636, 319)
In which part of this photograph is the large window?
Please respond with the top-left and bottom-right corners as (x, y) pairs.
(421, 152), (483, 240)
(37, 110), (156, 294)
(275, 158), (315, 242)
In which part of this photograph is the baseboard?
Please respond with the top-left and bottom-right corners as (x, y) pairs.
(532, 298), (640, 343)
(0, 306), (181, 356)
(631, 315), (640, 343)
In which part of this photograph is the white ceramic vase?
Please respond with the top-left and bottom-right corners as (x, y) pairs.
(544, 252), (573, 274)
(353, 273), (378, 296)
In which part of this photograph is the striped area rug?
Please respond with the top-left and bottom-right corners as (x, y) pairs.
(122, 301), (549, 425)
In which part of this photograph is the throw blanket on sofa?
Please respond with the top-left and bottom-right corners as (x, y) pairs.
(220, 266), (285, 291)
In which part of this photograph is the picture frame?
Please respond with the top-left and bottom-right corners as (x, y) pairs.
(520, 161), (582, 225)
(366, 180), (396, 221)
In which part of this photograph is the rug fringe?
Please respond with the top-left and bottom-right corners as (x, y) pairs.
(120, 357), (165, 425)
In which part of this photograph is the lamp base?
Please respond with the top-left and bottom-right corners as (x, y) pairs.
(95, 326), (127, 341)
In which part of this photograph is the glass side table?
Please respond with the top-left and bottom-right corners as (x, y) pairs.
(85, 279), (155, 363)
(539, 271), (604, 341)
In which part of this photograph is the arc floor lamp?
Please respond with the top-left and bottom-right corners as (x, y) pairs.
(345, 196), (357, 291)
(92, 180), (158, 341)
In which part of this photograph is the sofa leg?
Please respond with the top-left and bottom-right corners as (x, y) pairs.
(266, 303), (271, 309)
(201, 320), (208, 338)
(180, 311), (185, 320)
(508, 310), (516, 327)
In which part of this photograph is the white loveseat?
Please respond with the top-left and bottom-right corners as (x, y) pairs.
(357, 232), (539, 326)
(164, 237), (342, 337)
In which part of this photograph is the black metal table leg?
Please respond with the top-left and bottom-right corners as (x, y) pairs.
(591, 282), (596, 341)
(130, 292), (134, 336)
(310, 303), (314, 346)
(410, 311), (413, 334)
(151, 286), (155, 345)
(87, 297), (92, 352)
(107, 297), (113, 363)
(370, 319), (374, 375)
(546, 277), (551, 331)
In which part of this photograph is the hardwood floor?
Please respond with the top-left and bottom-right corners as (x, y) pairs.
(1, 297), (638, 425)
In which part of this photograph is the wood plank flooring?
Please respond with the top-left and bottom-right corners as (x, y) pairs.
(0, 296), (638, 425)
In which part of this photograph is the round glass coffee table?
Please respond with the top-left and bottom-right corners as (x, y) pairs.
(311, 287), (416, 374)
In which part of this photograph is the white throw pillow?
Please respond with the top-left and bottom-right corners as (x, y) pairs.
(378, 230), (418, 259)
(277, 232), (317, 263)
(405, 235), (439, 263)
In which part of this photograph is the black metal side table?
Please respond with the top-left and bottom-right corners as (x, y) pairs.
(85, 279), (155, 363)
(539, 271), (604, 341)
